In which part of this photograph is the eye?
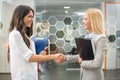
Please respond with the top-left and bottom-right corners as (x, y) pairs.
(28, 15), (33, 18)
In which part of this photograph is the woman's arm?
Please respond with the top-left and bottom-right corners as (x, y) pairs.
(28, 51), (62, 62)
(10, 31), (64, 63)
(66, 54), (79, 63)
(80, 37), (107, 69)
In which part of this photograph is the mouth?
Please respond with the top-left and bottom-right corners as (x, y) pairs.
(27, 23), (32, 27)
(29, 22), (32, 24)
(29, 22), (32, 25)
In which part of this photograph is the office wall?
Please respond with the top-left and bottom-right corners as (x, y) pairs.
(105, 2), (120, 69)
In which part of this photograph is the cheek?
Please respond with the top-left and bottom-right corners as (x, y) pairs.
(86, 22), (91, 30)
(86, 21), (91, 26)
(88, 21), (91, 25)
(23, 18), (27, 24)
(23, 18), (30, 26)
(84, 21), (90, 29)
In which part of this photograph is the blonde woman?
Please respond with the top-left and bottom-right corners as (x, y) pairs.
(64, 8), (107, 80)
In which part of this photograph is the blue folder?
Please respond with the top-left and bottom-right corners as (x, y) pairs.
(32, 37), (48, 54)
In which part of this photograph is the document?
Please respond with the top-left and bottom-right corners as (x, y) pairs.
(75, 38), (94, 60)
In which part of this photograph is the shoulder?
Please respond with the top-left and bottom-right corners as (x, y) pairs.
(9, 30), (21, 39)
(93, 34), (106, 42)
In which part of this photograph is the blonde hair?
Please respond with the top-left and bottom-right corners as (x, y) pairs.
(85, 8), (105, 34)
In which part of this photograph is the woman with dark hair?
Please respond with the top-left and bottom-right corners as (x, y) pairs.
(8, 5), (63, 80)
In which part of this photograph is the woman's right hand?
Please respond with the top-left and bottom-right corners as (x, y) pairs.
(53, 53), (66, 64)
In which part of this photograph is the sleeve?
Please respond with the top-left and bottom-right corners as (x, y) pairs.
(30, 39), (36, 53)
(30, 36), (36, 53)
(80, 36), (107, 69)
(66, 54), (79, 63)
(10, 31), (34, 61)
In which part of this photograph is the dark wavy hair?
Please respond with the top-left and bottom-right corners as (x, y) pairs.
(8, 5), (34, 63)
(9, 5), (34, 48)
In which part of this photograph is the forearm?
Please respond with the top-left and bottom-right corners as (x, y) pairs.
(66, 54), (79, 63)
(81, 36), (107, 69)
(81, 49), (105, 69)
(29, 54), (55, 62)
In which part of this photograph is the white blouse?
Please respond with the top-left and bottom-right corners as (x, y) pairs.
(9, 29), (38, 80)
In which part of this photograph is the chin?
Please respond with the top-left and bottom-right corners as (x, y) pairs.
(27, 25), (31, 27)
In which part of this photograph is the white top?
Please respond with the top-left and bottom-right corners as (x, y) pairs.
(9, 29), (38, 80)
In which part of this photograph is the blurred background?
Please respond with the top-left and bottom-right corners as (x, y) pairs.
(0, 0), (120, 80)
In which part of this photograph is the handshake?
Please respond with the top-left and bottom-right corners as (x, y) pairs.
(39, 47), (67, 64)
(40, 47), (82, 64)
(53, 53), (66, 64)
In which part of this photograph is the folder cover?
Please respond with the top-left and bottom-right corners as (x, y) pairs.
(32, 37), (48, 54)
(75, 38), (94, 60)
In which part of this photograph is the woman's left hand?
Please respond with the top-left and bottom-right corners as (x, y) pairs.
(40, 51), (47, 55)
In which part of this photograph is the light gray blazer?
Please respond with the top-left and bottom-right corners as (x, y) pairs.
(66, 33), (107, 80)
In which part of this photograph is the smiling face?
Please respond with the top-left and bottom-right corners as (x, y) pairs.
(23, 10), (34, 27)
(82, 13), (91, 31)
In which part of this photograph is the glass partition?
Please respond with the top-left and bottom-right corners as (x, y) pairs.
(35, 2), (102, 54)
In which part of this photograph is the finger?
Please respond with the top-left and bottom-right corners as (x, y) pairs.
(44, 47), (48, 51)
(54, 59), (61, 64)
(40, 51), (47, 55)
